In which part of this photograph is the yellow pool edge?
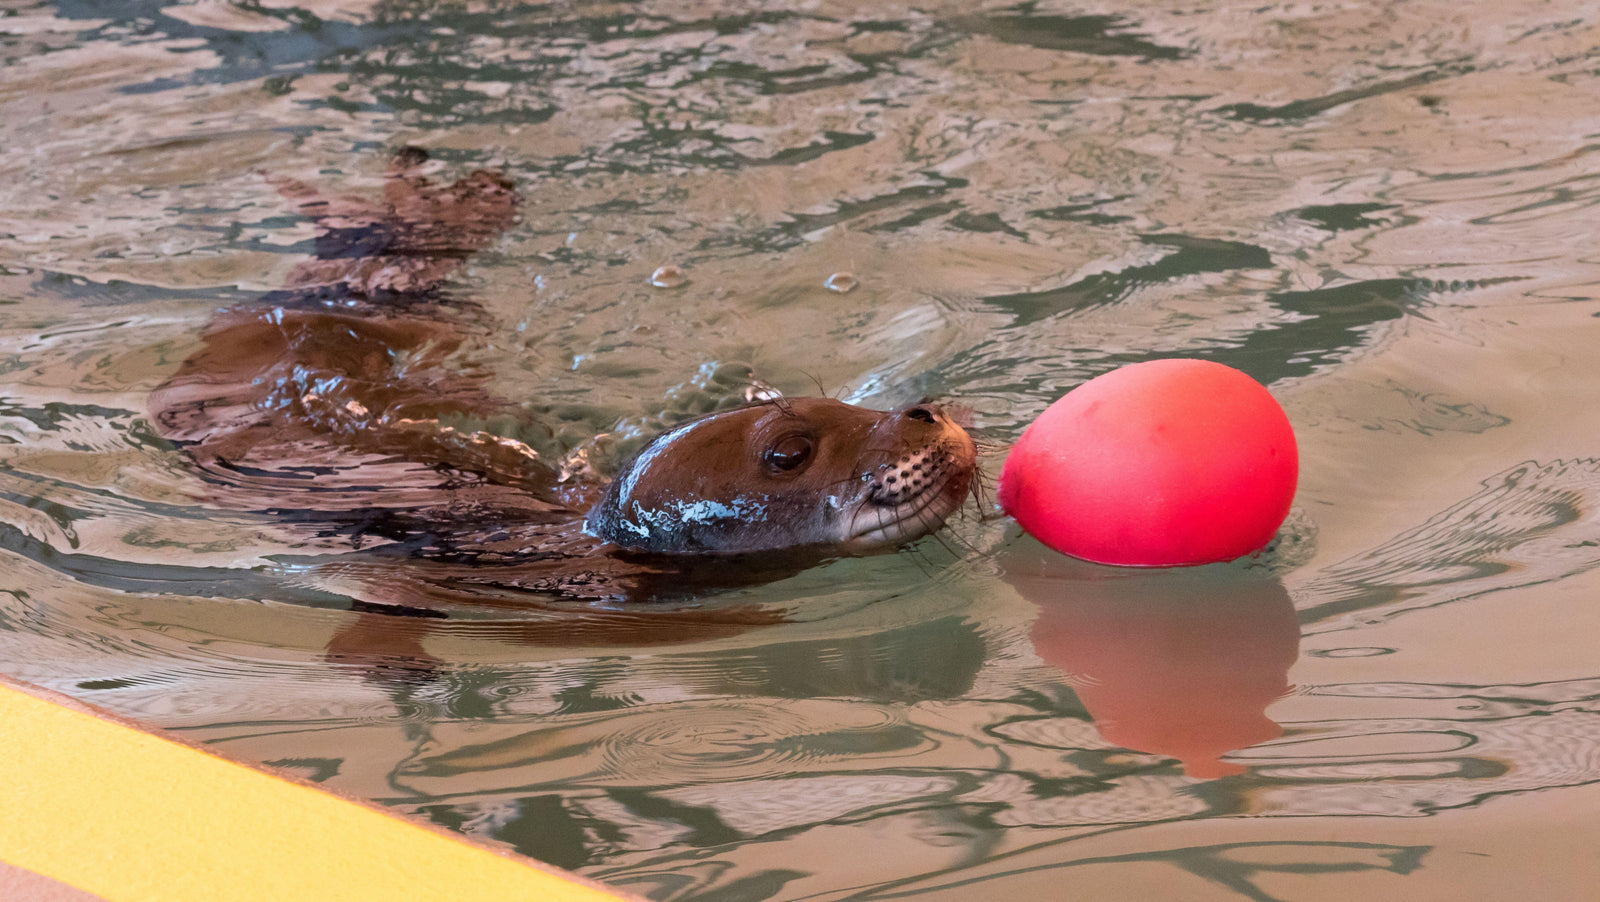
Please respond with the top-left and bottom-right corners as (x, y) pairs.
(0, 674), (639, 902)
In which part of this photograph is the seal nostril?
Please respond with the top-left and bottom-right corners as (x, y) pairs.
(905, 406), (937, 424)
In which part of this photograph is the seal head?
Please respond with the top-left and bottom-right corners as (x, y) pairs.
(587, 398), (976, 555)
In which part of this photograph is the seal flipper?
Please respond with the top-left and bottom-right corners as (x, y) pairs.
(153, 148), (557, 508)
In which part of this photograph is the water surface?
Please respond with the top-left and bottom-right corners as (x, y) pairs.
(4, 1), (1600, 899)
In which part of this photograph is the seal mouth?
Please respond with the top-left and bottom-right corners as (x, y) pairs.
(840, 440), (975, 550)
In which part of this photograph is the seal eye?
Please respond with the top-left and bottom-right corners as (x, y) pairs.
(763, 434), (814, 473)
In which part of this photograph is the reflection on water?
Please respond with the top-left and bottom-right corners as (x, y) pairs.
(6, 0), (1600, 899)
(1011, 561), (1299, 780)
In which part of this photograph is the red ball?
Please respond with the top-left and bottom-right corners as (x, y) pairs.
(999, 359), (1298, 567)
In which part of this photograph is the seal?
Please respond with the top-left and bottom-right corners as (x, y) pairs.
(150, 148), (978, 604)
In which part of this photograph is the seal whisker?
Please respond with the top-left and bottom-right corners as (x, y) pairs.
(928, 475), (983, 555)
(922, 523), (964, 560)
(799, 370), (832, 399)
(968, 468), (995, 511)
(932, 502), (982, 556)
(901, 541), (942, 578)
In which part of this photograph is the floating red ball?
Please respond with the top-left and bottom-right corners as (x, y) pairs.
(999, 359), (1298, 567)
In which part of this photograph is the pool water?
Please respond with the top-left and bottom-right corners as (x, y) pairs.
(4, 1), (1600, 899)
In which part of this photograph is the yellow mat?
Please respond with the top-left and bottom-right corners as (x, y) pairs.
(0, 677), (633, 902)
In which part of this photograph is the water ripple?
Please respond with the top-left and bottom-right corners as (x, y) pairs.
(5, 1), (1600, 898)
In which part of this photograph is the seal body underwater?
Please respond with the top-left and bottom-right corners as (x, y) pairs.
(150, 149), (978, 603)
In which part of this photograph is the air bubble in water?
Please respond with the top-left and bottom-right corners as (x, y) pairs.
(649, 265), (687, 289)
(824, 272), (858, 294)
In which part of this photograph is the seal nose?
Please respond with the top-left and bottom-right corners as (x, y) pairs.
(904, 405), (938, 424)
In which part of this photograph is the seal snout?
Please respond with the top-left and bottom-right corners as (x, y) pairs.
(867, 445), (958, 507)
(844, 401), (978, 545)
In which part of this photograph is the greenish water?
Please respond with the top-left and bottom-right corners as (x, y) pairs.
(4, 1), (1600, 899)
